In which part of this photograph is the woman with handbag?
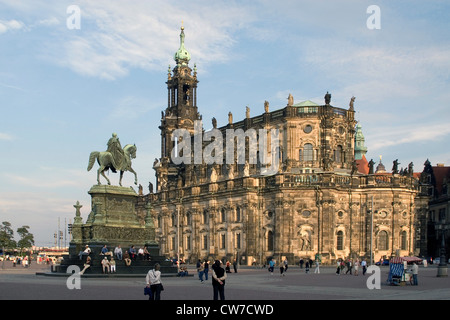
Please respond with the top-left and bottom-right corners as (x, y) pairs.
(146, 263), (163, 300)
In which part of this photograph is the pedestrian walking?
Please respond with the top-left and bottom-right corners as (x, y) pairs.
(314, 260), (320, 274)
(197, 259), (205, 283)
(361, 259), (367, 275)
(212, 260), (227, 300)
(336, 259), (341, 275)
(233, 259), (238, 273)
(299, 258), (304, 269)
(305, 260), (310, 274)
(279, 261), (285, 276)
(411, 262), (419, 285)
(146, 263), (163, 300)
(283, 258), (288, 273)
(354, 259), (359, 276)
(268, 258), (275, 276)
(225, 261), (231, 273)
(340, 259), (345, 274)
(204, 260), (209, 280)
(345, 259), (352, 275)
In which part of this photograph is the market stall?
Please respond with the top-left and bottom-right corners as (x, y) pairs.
(388, 256), (422, 285)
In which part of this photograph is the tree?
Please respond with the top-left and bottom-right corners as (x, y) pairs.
(0, 221), (16, 250)
(0, 221), (17, 269)
(17, 225), (34, 256)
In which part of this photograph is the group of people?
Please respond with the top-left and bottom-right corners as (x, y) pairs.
(79, 244), (152, 262)
(335, 258), (366, 276)
(146, 259), (228, 300)
(298, 258), (320, 274)
(11, 256), (30, 267)
(268, 258), (290, 276)
(195, 259), (230, 300)
(77, 244), (154, 274)
(113, 245), (152, 262)
(196, 259), (210, 282)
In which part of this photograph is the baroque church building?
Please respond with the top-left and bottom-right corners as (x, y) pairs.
(138, 27), (430, 265)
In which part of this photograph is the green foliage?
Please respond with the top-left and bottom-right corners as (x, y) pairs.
(1, 222), (35, 254)
(0, 221), (17, 250)
(17, 225), (34, 254)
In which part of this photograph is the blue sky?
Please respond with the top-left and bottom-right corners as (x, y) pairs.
(1, 0), (449, 247)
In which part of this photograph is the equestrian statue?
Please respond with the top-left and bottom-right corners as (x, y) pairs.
(87, 133), (138, 186)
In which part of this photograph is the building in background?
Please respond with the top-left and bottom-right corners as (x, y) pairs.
(420, 161), (450, 260)
(138, 27), (430, 265)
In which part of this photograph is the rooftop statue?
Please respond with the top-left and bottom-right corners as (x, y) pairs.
(349, 96), (355, 110)
(87, 133), (138, 186)
(324, 91), (331, 105)
(392, 159), (400, 174)
(287, 94), (294, 106)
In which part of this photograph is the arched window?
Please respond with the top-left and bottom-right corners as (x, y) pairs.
(267, 231), (274, 251)
(337, 231), (344, 250)
(171, 236), (176, 250)
(202, 235), (208, 250)
(202, 210), (208, 224)
(221, 208), (226, 223)
(235, 233), (241, 249)
(401, 231), (407, 250)
(186, 235), (191, 250)
(302, 143), (314, 161)
(335, 145), (343, 163)
(171, 213), (176, 227)
(378, 230), (389, 250)
(220, 234), (226, 249)
(186, 212), (192, 225)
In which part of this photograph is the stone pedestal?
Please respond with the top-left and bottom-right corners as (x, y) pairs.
(51, 185), (177, 276)
(69, 185), (157, 257)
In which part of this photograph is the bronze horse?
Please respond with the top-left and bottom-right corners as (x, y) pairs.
(87, 144), (137, 186)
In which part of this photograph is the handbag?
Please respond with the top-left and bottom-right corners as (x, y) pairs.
(144, 286), (153, 298)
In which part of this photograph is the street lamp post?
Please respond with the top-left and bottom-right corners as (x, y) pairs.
(437, 227), (448, 277)
(370, 196), (374, 266)
(177, 203), (180, 273)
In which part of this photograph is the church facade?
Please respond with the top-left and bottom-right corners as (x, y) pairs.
(139, 27), (429, 265)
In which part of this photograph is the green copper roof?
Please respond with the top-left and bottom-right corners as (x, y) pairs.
(293, 100), (319, 107)
(174, 26), (191, 65)
(354, 123), (368, 159)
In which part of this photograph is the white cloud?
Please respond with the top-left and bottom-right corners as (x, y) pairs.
(0, 132), (14, 140)
(36, 17), (60, 27)
(367, 123), (450, 151)
(0, 19), (25, 33)
(32, 1), (257, 80)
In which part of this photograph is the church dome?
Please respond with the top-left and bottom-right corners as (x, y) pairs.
(376, 157), (386, 173)
(174, 26), (191, 66)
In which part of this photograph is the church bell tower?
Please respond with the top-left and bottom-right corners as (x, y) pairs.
(159, 25), (199, 159)
(156, 26), (201, 191)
